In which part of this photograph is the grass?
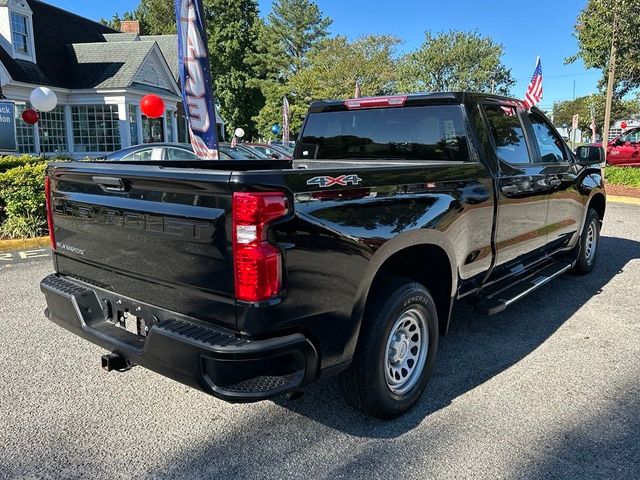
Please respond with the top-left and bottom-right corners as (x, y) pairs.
(605, 166), (640, 187)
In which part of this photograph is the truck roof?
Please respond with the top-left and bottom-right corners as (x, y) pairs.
(308, 92), (525, 113)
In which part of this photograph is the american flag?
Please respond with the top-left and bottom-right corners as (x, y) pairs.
(230, 134), (237, 148)
(282, 96), (290, 144)
(523, 57), (543, 109)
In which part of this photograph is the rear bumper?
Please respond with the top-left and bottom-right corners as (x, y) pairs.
(40, 274), (319, 402)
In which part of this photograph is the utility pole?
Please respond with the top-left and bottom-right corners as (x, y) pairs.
(602, 15), (618, 162)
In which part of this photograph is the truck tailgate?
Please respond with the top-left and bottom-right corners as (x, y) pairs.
(48, 163), (236, 329)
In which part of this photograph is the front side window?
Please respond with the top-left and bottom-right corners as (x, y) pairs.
(298, 105), (469, 161)
(620, 128), (640, 144)
(11, 13), (29, 54)
(38, 106), (67, 154)
(528, 113), (567, 162)
(72, 105), (121, 152)
(483, 104), (530, 164)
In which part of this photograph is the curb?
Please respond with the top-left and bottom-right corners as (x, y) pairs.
(607, 195), (640, 206)
(0, 236), (49, 253)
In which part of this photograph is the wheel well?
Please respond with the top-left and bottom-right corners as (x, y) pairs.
(368, 244), (453, 335)
(589, 193), (606, 221)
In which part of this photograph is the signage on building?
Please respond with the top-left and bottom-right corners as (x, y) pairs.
(0, 100), (17, 152)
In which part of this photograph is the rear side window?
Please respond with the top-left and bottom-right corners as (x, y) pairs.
(528, 113), (567, 162)
(483, 105), (530, 164)
(298, 105), (469, 161)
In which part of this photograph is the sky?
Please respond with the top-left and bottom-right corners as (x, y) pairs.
(45, 0), (601, 109)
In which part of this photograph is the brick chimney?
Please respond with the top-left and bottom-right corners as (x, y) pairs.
(120, 20), (141, 35)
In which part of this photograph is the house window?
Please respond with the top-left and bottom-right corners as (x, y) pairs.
(142, 116), (164, 143)
(14, 103), (35, 154)
(71, 105), (121, 152)
(11, 13), (29, 55)
(177, 111), (188, 143)
(166, 110), (174, 143)
(38, 106), (67, 154)
(129, 105), (139, 145)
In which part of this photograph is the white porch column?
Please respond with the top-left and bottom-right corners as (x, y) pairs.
(161, 110), (168, 142)
(172, 110), (178, 143)
(64, 105), (74, 154)
(117, 102), (129, 148)
(137, 107), (143, 145)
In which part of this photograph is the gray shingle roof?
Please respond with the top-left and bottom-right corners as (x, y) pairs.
(67, 41), (155, 89)
(141, 35), (179, 82)
(103, 33), (140, 42)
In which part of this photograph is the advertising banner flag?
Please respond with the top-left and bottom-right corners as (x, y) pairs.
(176, 0), (219, 159)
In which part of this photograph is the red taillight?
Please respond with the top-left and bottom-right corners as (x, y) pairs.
(44, 176), (56, 251)
(344, 95), (407, 110)
(232, 192), (288, 302)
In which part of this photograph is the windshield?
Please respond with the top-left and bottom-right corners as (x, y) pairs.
(298, 105), (469, 161)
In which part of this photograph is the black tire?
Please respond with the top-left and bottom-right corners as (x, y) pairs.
(574, 208), (601, 275)
(339, 277), (438, 419)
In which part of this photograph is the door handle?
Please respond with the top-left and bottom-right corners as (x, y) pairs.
(549, 178), (562, 187)
(92, 176), (128, 192)
(501, 184), (518, 195)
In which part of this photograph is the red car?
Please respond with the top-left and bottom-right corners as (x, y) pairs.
(606, 127), (640, 166)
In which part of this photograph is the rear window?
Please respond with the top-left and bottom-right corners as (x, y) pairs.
(298, 105), (469, 161)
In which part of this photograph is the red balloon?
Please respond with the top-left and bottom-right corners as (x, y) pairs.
(620, 121), (628, 130)
(140, 94), (165, 119)
(22, 109), (39, 125)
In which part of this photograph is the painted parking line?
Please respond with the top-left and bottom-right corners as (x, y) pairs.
(0, 248), (50, 265)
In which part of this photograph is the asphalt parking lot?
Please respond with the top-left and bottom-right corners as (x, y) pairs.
(1, 202), (639, 480)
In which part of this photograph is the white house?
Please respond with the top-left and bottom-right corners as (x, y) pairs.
(0, 0), (224, 157)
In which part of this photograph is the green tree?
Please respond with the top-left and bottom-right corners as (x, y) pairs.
(253, 35), (400, 139)
(397, 30), (515, 95)
(268, 0), (332, 76)
(133, 0), (177, 35)
(291, 35), (400, 101)
(570, 0), (640, 95)
(206, 0), (262, 137)
(552, 94), (640, 133)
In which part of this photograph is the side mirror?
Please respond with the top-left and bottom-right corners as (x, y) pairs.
(575, 145), (604, 166)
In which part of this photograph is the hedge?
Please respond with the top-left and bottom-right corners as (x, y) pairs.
(0, 163), (47, 239)
(0, 154), (47, 173)
(605, 166), (640, 187)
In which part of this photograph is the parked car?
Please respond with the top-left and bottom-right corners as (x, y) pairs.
(41, 93), (605, 419)
(233, 144), (273, 160)
(247, 143), (294, 159)
(606, 127), (640, 166)
(101, 143), (257, 161)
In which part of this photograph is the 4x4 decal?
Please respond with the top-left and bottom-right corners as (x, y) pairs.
(306, 174), (362, 188)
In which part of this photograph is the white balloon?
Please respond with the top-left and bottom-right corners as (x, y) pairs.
(234, 127), (245, 138)
(30, 87), (58, 112)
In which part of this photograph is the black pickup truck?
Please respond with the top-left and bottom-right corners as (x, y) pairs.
(41, 93), (605, 419)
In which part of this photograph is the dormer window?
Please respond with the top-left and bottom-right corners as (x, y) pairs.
(11, 12), (29, 54)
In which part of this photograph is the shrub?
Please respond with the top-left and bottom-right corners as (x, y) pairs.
(0, 155), (47, 173)
(0, 163), (47, 238)
(605, 166), (640, 187)
(0, 163), (47, 217)
(0, 213), (45, 239)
